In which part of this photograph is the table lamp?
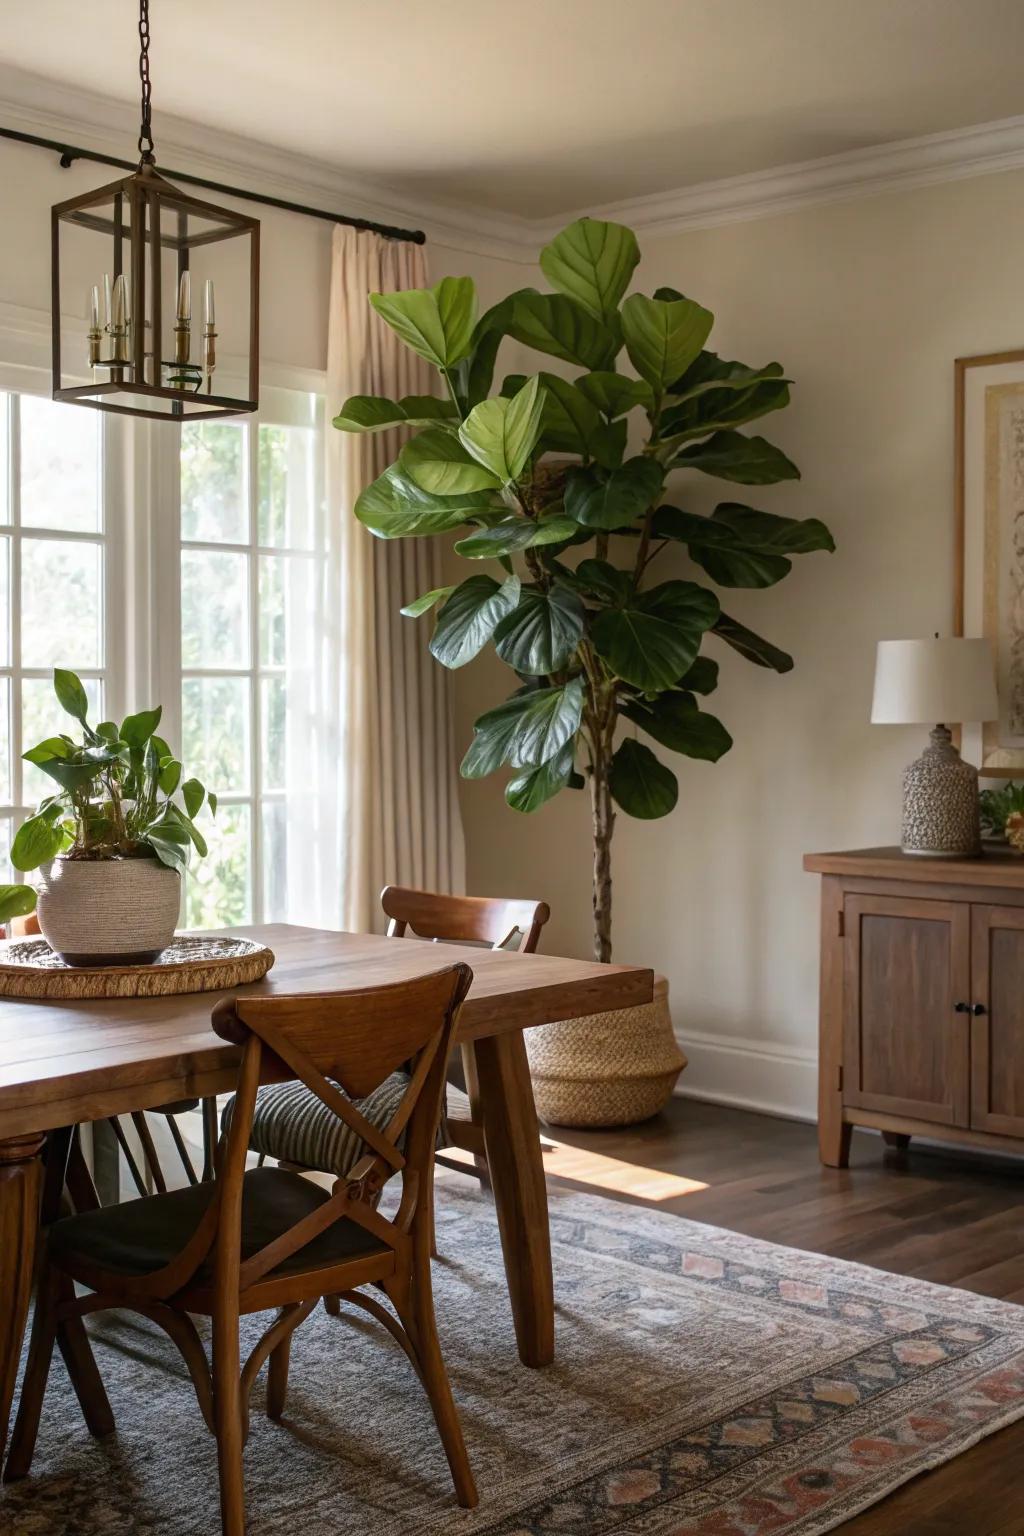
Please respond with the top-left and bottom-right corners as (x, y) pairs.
(871, 637), (998, 856)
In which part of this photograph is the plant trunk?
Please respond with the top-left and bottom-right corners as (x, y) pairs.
(590, 761), (614, 963)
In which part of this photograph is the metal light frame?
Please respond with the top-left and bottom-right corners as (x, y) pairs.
(52, 166), (260, 421)
(50, 0), (260, 422)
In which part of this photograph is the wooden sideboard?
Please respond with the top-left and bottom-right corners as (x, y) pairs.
(804, 847), (1024, 1167)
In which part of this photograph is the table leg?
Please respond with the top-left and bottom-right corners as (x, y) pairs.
(472, 1031), (554, 1368)
(0, 1133), (45, 1466)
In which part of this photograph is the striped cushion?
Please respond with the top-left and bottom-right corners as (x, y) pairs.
(222, 1072), (413, 1180)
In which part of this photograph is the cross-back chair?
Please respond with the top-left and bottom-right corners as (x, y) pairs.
(380, 886), (551, 1189)
(7, 963), (478, 1533)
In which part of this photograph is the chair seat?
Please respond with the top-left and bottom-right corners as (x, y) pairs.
(227, 1069), (430, 1179)
(48, 1167), (388, 1285)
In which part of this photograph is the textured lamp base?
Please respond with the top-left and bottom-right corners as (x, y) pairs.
(902, 725), (981, 857)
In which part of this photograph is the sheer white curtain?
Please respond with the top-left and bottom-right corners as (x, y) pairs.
(307, 226), (465, 933)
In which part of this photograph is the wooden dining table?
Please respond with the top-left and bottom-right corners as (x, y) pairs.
(0, 922), (652, 1465)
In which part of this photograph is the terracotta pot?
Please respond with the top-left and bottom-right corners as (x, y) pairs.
(525, 974), (686, 1128)
(35, 856), (181, 966)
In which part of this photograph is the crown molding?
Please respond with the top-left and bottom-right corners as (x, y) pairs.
(3, 63), (1024, 262)
(550, 114), (1024, 240)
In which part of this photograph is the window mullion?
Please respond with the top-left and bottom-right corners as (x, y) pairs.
(248, 422), (263, 925)
(10, 394), (22, 816)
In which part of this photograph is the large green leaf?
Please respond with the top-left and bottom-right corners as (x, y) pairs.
(713, 612), (793, 672)
(609, 739), (678, 819)
(400, 429), (501, 496)
(369, 276), (476, 369)
(678, 656), (719, 695)
(119, 706), (162, 749)
(53, 669), (90, 725)
(332, 395), (457, 433)
(673, 430), (800, 485)
(621, 692), (733, 761)
(539, 218), (640, 323)
(0, 884), (36, 922)
(401, 586), (454, 618)
(565, 457), (664, 530)
(459, 376), (545, 484)
(653, 502), (831, 588)
(506, 293), (619, 371)
(461, 678), (584, 777)
(355, 465), (489, 538)
(569, 559), (633, 606)
(493, 585), (585, 674)
(458, 289), (539, 407)
(11, 811), (65, 872)
(429, 575), (521, 669)
(454, 520), (538, 559)
(592, 580), (719, 690)
(504, 372), (607, 461)
(659, 372), (790, 445)
(575, 371), (653, 419)
(620, 294), (713, 391)
(505, 743), (575, 812)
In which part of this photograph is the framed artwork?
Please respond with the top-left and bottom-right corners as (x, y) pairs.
(956, 348), (1024, 778)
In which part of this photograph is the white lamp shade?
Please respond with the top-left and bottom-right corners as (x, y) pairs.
(871, 637), (998, 725)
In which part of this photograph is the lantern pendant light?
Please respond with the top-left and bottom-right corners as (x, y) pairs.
(51, 0), (259, 421)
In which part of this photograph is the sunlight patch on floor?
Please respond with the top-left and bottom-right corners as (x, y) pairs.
(441, 1139), (708, 1202)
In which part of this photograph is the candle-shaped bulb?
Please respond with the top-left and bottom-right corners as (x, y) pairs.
(111, 274), (126, 331)
(177, 270), (191, 323)
(89, 286), (100, 329)
(103, 273), (113, 331)
(204, 278), (215, 328)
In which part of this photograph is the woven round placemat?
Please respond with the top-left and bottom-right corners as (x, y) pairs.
(0, 935), (274, 1000)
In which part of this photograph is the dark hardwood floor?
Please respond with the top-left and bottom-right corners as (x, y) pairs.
(537, 1096), (1024, 1536)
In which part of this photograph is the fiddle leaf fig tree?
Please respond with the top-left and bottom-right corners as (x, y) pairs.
(334, 219), (834, 962)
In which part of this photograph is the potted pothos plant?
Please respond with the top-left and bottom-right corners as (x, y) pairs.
(0, 669), (215, 965)
(335, 217), (834, 967)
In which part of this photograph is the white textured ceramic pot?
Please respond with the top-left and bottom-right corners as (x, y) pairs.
(35, 856), (181, 966)
(525, 975), (686, 1128)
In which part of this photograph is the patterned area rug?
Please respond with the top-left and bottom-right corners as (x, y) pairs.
(4, 1176), (1024, 1536)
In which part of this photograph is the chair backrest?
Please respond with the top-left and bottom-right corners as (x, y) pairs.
(102, 963), (472, 1305)
(381, 886), (550, 953)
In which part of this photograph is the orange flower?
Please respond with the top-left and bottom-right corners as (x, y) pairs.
(1006, 812), (1024, 853)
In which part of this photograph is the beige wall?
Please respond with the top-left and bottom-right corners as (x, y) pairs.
(451, 169), (1024, 1116)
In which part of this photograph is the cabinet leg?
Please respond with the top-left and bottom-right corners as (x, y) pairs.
(819, 1119), (852, 1169)
(882, 1131), (911, 1153)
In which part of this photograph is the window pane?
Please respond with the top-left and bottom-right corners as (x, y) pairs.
(0, 679), (9, 804)
(185, 803), (251, 928)
(20, 397), (101, 532)
(0, 816), (12, 883)
(181, 422), (246, 543)
(261, 800), (286, 921)
(22, 676), (102, 802)
(260, 676), (285, 792)
(182, 676), (250, 794)
(258, 424), (314, 548)
(258, 554), (314, 670)
(21, 538), (103, 668)
(181, 550), (249, 668)
(0, 394), (9, 525)
(0, 534), (10, 667)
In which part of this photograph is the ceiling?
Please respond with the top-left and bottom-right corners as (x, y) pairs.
(5, 0), (1024, 220)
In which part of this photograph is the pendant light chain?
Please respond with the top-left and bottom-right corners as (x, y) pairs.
(137, 0), (155, 165)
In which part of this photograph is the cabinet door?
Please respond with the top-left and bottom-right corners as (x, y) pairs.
(971, 904), (1024, 1136)
(843, 895), (970, 1126)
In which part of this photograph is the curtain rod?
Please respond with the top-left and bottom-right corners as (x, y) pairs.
(0, 124), (427, 245)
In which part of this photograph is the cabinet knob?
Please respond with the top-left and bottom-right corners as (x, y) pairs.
(954, 1001), (971, 1014)
(971, 1002), (987, 1017)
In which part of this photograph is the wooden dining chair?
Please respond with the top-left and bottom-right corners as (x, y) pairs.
(7, 962), (478, 1533)
(8, 912), (218, 1198)
(380, 887), (551, 1189)
(242, 888), (550, 1201)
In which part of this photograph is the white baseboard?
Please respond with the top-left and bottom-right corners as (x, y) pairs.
(673, 1028), (818, 1123)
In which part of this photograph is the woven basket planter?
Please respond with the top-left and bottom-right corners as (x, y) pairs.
(35, 855), (181, 965)
(525, 974), (685, 1128)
